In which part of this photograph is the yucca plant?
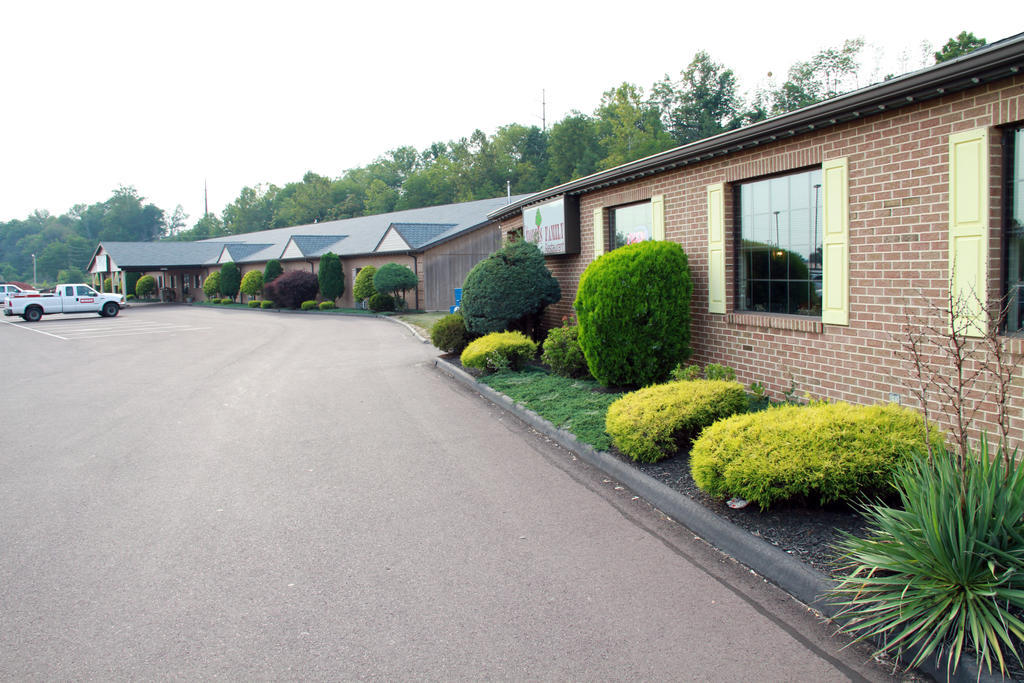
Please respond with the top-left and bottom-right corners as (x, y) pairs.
(830, 437), (1024, 677)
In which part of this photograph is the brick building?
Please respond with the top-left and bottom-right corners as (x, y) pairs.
(488, 33), (1024, 446)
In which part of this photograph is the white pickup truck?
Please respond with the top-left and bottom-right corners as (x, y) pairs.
(3, 284), (125, 322)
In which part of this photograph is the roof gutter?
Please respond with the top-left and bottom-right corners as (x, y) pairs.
(488, 32), (1024, 222)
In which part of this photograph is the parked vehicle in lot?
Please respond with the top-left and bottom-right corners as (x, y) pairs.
(0, 283), (38, 298)
(3, 283), (125, 322)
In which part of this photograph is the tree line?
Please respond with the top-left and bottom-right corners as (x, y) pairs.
(0, 33), (985, 285)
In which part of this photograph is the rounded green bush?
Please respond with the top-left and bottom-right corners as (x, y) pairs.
(606, 380), (748, 463)
(135, 275), (156, 298)
(126, 294), (136, 301)
(460, 240), (560, 335)
(690, 402), (943, 509)
(318, 301), (336, 310)
(574, 240), (692, 387)
(260, 300), (274, 309)
(430, 313), (471, 355)
(219, 298), (233, 304)
(541, 325), (589, 378)
(368, 292), (395, 312)
(248, 300), (261, 308)
(460, 331), (538, 372)
(300, 300), (318, 310)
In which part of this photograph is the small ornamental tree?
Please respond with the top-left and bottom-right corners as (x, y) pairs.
(264, 259), (283, 285)
(352, 265), (378, 303)
(240, 270), (263, 300)
(373, 263), (418, 308)
(219, 262), (241, 301)
(460, 240), (560, 336)
(575, 240), (692, 387)
(317, 252), (345, 303)
(263, 270), (318, 309)
(202, 271), (221, 299)
(135, 275), (156, 298)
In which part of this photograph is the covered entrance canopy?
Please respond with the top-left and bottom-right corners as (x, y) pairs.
(88, 242), (227, 301)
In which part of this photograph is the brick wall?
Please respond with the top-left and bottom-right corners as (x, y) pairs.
(502, 75), (1024, 447)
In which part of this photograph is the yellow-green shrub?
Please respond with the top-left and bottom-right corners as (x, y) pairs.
(460, 331), (537, 372)
(606, 380), (748, 463)
(690, 402), (943, 509)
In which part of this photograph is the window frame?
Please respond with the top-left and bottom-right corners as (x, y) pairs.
(1003, 124), (1024, 334)
(733, 165), (825, 318)
(607, 200), (654, 251)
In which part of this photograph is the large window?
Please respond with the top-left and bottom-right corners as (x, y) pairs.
(737, 168), (823, 316)
(610, 202), (652, 250)
(1008, 126), (1024, 333)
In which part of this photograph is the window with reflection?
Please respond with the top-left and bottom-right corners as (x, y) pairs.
(610, 202), (652, 250)
(1007, 126), (1024, 333)
(737, 168), (823, 316)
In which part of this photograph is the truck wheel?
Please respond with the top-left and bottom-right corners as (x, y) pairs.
(23, 307), (42, 322)
(101, 302), (119, 318)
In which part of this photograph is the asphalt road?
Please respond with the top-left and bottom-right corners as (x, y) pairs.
(0, 306), (894, 681)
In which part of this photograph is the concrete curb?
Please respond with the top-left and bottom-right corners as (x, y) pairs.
(432, 357), (1009, 683)
(185, 303), (429, 342)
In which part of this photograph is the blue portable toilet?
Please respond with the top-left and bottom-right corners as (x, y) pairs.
(449, 287), (463, 313)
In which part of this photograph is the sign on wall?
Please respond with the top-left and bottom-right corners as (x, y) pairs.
(522, 196), (580, 255)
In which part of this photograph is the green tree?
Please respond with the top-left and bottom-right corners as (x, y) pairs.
(373, 263), (418, 308)
(544, 113), (603, 187)
(202, 271), (221, 299)
(352, 265), (378, 303)
(223, 184), (277, 234)
(594, 83), (675, 170)
(56, 267), (87, 283)
(317, 252), (345, 302)
(460, 240), (561, 337)
(767, 39), (865, 116)
(264, 259), (283, 284)
(935, 31), (987, 62)
(240, 270), (264, 300)
(219, 262), (241, 300)
(652, 51), (744, 145)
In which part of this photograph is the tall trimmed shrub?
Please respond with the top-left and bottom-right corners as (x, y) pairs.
(240, 270), (263, 300)
(353, 266), (378, 304)
(264, 259), (283, 285)
(202, 271), (221, 299)
(220, 262), (241, 301)
(574, 241), (692, 387)
(135, 275), (156, 298)
(263, 270), (318, 309)
(460, 240), (560, 336)
(318, 252), (344, 303)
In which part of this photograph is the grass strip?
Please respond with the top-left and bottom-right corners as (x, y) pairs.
(480, 367), (623, 451)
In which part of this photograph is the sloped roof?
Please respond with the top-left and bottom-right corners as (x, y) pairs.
(389, 223), (457, 249)
(221, 243), (274, 262)
(287, 235), (348, 257)
(94, 242), (226, 268)
(89, 195), (531, 271)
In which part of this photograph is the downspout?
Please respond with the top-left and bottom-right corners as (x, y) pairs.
(413, 254), (419, 310)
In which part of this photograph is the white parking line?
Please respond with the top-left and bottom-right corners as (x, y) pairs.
(0, 319), (69, 340)
(67, 327), (209, 339)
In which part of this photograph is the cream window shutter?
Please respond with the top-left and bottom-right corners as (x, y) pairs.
(652, 195), (666, 241)
(707, 184), (726, 314)
(593, 207), (605, 258)
(948, 127), (989, 337)
(821, 158), (850, 326)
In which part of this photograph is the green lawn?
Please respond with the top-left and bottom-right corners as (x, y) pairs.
(395, 312), (447, 335)
(480, 367), (623, 451)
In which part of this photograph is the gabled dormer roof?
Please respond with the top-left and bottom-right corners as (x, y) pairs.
(375, 223), (458, 252)
(281, 235), (348, 260)
(218, 243), (274, 264)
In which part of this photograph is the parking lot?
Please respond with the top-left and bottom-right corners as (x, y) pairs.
(0, 305), (889, 680)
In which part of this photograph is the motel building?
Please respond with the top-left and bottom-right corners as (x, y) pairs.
(488, 32), (1024, 447)
(87, 196), (528, 312)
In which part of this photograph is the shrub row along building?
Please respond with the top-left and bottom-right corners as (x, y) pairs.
(88, 196), (529, 311)
(88, 33), (1024, 444)
(486, 33), (1024, 446)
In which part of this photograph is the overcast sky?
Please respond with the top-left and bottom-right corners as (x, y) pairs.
(1, 1), (1018, 226)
